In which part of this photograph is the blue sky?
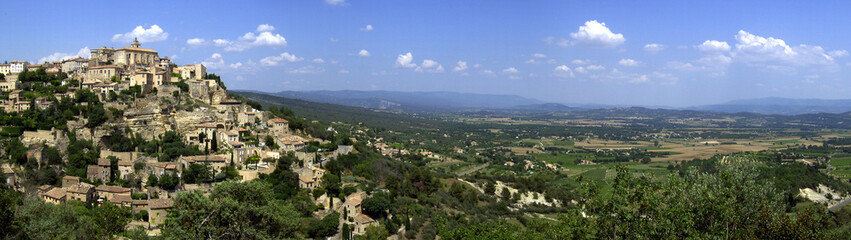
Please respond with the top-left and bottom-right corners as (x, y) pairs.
(2, 0), (851, 106)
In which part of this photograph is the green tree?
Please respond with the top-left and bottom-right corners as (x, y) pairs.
(321, 173), (341, 195)
(161, 180), (301, 239)
(362, 192), (392, 220)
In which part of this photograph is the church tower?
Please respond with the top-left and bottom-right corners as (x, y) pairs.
(131, 37), (141, 48)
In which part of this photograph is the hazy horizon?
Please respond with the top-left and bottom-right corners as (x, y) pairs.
(3, 1), (851, 107)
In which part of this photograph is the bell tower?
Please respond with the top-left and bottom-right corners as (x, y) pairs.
(131, 37), (141, 48)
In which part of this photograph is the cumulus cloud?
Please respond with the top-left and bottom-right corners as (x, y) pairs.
(38, 47), (91, 63)
(618, 58), (640, 67)
(502, 67), (519, 74)
(256, 24), (276, 32)
(209, 24), (288, 52)
(568, 60), (589, 65)
(732, 30), (834, 66)
(697, 40), (730, 52)
(453, 61), (468, 72)
(187, 38), (206, 46)
(554, 65), (574, 78)
(644, 43), (666, 52)
(586, 65), (606, 71)
(829, 50), (848, 58)
(339, 69), (350, 74)
(202, 53), (226, 69)
(313, 58), (325, 63)
(629, 75), (650, 84)
(358, 49), (370, 57)
(416, 59), (444, 73)
(325, 0), (347, 6)
(288, 65), (325, 74)
(260, 52), (303, 66)
(532, 53), (547, 58)
(395, 52), (416, 68)
(543, 36), (570, 47)
(569, 20), (625, 48)
(361, 24), (374, 31)
(111, 25), (169, 43)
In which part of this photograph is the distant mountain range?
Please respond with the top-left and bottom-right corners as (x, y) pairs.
(687, 97), (851, 115)
(254, 90), (546, 111)
(235, 90), (851, 115)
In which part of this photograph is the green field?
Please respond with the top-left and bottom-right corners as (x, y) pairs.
(830, 156), (851, 179)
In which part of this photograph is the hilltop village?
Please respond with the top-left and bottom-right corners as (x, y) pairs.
(0, 40), (387, 237)
(4, 40), (851, 239)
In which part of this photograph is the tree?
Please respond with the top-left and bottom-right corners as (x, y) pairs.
(161, 180), (301, 239)
(182, 164), (211, 184)
(321, 173), (341, 195)
(358, 224), (389, 240)
(210, 130), (218, 152)
(85, 104), (107, 129)
(147, 174), (159, 187)
(307, 212), (339, 238)
(362, 192), (392, 220)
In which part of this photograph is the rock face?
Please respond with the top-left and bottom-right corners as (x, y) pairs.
(123, 99), (172, 140)
(174, 110), (216, 135)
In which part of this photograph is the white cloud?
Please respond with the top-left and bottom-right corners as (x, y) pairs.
(325, 0), (347, 6)
(38, 47), (91, 63)
(111, 25), (169, 43)
(395, 52), (416, 68)
(829, 50), (848, 58)
(329, 38), (339, 42)
(554, 65), (574, 78)
(732, 30), (834, 66)
(260, 52), (303, 66)
(571, 59), (591, 65)
(186, 38), (206, 46)
(288, 65), (325, 74)
(644, 44), (666, 52)
(618, 58), (640, 67)
(453, 61), (468, 72)
(202, 53), (226, 69)
(532, 53), (547, 58)
(361, 24), (374, 31)
(502, 67), (519, 74)
(416, 59), (444, 73)
(574, 66), (587, 74)
(213, 25), (287, 52)
(569, 20), (625, 48)
(256, 24), (276, 32)
(629, 75), (650, 84)
(313, 58), (325, 63)
(480, 70), (496, 76)
(339, 69), (350, 74)
(543, 36), (570, 47)
(697, 40), (731, 52)
(229, 62), (243, 69)
(213, 39), (231, 47)
(585, 65), (606, 71)
(358, 49), (370, 57)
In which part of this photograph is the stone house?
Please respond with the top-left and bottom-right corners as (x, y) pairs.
(95, 185), (131, 203)
(148, 162), (181, 177)
(87, 159), (112, 183)
(238, 111), (257, 125)
(117, 160), (133, 179)
(179, 155), (228, 173)
(66, 183), (96, 203)
(268, 118), (289, 134)
(131, 199), (148, 214)
(148, 198), (174, 227)
(62, 176), (81, 188)
(43, 187), (67, 205)
(298, 166), (325, 190)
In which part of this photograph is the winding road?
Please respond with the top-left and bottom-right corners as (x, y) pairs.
(456, 163), (490, 177)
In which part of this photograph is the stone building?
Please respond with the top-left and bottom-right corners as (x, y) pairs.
(148, 198), (174, 227)
(174, 63), (206, 80)
(86, 65), (122, 82)
(114, 38), (159, 66)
